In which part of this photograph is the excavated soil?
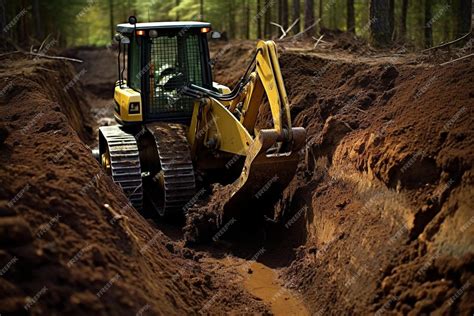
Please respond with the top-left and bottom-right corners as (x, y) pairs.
(0, 54), (268, 315)
(205, 40), (474, 315)
(0, 36), (473, 315)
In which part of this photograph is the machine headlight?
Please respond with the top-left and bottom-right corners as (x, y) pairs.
(129, 102), (140, 114)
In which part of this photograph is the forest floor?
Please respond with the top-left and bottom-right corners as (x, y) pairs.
(0, 33), (473, 315)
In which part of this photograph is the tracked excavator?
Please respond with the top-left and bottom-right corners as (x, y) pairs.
(98, 16), (305, 223)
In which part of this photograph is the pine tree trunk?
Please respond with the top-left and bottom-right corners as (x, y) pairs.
(176, 0), (180, 20)
(109, 0), (114, 40)
(257, 0), (262, 38)
(456, 0), (472, 38)
(264, 0), (271, 37)
(282, 0), (288, 29)
(0, 0), (6, 32)
(347, 0), (355, 33)
(32, 0), (43, 39)
(318, 0), (323, 29)
(278, 0), (282, 25)
(369, 0), (394, 47)
(245, 0), (250, 39)
(424, 0), (433, 48)
(293, 0), (301, 34)
(389, 0), (394, 39)
(304, 0), (315, 37)
(399, 0), (408, 41)
(200, 0), (204, 19)
(228, 0), (236, 38)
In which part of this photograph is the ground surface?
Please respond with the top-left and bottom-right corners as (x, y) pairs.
(0, 35), (473, 315)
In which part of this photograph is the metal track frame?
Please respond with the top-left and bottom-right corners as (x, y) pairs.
(99, 126), (143, 210)
(145, 123), (196, 216)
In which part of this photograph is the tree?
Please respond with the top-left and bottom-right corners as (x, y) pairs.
(228, 0), (236, 38)
(369, 0), (394, 47)
(347, 0), (355, 33)
(278, 0), (288, 29)
(200, 0), (204, 19)
(424, 0), (433, 48)
(109, 0), (115, 40)
(245, 0), (250, 39)
(304, 0), (315, 37)
(176, 0), (180, 20)
(264, 0), (272, 37)
(282, 0), (288, 29)
(293, 0), (301, 34)
(455, 0), (472, 38)
(399, 0), (408, 41)
(257, 0), (262, 38)
(32, 0), (43, 39)
(318, 0), (323, 30)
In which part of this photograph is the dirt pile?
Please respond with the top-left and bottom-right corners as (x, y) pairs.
(210, 41), (474, 314)
(0, 55), (268, 315)
(63, 47), (120, 137)
(281, 49), (473, 314)
(1, 38), (472, 315)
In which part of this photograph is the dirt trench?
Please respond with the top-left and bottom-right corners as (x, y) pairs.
(0, 38), (473, 316)
(203, 41), (474, 315)
(0, 54), (271, 315)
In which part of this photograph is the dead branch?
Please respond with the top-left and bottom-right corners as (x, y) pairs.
(0, 51), (22, 58)
(270, 22), (286, 39)
(286, 18), (321, 41)
(440, 53), (474, 66)
(37, 34), (52, 53)
(280, 18), (300, 40)
(422, 31), (472, 53)
(313, 35), (325, 48)
(272, 18), (303, 40)
(26, 52), (83, 63)
(103, 204), (139, 243)
(0, 49), (83, 63)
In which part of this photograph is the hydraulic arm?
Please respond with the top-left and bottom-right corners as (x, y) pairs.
(185, 40), (306, 220)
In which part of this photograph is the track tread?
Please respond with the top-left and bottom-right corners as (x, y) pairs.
(147, 123), (196, 216)
(100, 126), (143, 210)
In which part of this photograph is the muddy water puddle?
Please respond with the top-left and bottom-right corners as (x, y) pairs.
(239, 262), (309, 315)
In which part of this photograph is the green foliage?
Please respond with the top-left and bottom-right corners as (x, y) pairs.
(2, 0), (470, 48)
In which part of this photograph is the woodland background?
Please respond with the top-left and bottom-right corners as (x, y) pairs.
(1, 0), (473, 49)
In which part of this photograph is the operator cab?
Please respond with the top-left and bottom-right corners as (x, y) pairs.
(115, 17), (213, 125)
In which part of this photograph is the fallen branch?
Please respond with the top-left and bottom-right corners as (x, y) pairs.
(286, 18), (321, 41)
(37, 34), (52, 53)
(313, 35), (325, 48)
(0, 50), (83, 63)
(103, 203), (139, 243)
(26, 52), (83, 63)
(440, 53), (474, 66)
(422, 31), (472, 52)
(0, 51), (22, 58)
(276, 18), (300, 40)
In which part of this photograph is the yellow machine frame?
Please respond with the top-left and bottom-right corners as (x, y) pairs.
(187, 40), (296, 156)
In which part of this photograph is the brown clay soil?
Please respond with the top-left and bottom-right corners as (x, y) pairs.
(0, 54), (269, 315)
(0, 35), (473, 315)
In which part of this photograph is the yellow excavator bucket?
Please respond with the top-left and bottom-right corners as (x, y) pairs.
(223, 127), (306, 218)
